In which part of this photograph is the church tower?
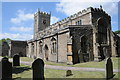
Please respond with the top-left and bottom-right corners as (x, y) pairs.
(34, 8), (51, 39)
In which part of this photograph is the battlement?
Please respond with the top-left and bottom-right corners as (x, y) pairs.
(50, 7), (110, 26)
(91, 7), (109, 15)
(34, 8), (51, 16)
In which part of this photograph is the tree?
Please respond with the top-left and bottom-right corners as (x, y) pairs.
(114, 30), (120, 34)
(0, 38), (11, 46)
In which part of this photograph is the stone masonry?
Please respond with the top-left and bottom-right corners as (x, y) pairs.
(27, 7), (120, 64)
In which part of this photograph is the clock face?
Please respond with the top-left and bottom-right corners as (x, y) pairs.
(43, 20), (46, 24)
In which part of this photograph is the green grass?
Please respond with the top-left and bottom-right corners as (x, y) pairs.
(12, 65), (120, 79)
(0, 56), (119, 69)
(20, 57), (34, 62)
(45, 57), (120, 69)
(11, 57), (120, 79)
(45, 69), (120, 78)
(12, 64), (32, 79)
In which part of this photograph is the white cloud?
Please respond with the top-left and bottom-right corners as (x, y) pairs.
(51, 16), (60, 24)
(11, 9), (34, 24)
(56, 0), (118, 16)
(0, 33), (33, 40)
(10, 26), (33, 32)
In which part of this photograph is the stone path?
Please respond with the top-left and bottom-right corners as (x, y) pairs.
(8, 58), (120, 73)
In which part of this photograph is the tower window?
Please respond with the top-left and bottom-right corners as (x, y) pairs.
(76, 20), (82, 25)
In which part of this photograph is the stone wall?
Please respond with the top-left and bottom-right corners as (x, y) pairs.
(58, 32), (68, 63)
(0, 42), (9, 56)
(9, 40), (27, 57)
(70, 26), (94, 64)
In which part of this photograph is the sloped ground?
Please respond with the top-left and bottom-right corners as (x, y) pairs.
(12, 64), (119, 79)
(12, 57), (120, 79)
(0, 56), (119, 79)
(19, 57), (120, 69)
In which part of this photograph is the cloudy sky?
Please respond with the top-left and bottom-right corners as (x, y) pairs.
(0, 0), (119, 40)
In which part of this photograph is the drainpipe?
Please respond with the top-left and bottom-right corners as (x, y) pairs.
(57, 33), (58, 62)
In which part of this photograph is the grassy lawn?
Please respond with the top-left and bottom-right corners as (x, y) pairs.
(45, 57), (120, 69)
(12, 64), (32, 79)
(19, 57), (119, 69)
(12, 64), (120, 79)
(1, 56), (119, 69)
(45, 69), (120, 79)
(20, 57), (34, 62)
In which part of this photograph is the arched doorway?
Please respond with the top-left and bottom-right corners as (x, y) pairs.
(81, 36), (89, 62)
(97, 18), (108, 60)
(44, 44), (49, 61)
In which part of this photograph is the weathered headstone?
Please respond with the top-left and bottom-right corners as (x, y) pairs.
(13, 54), (20, 66)
(32, 58), (44, 80)
(0, 57), (12, 79)
(66, 70), (72, 76)
(103, 47), (110, 58)
(105, 57), (115, 79)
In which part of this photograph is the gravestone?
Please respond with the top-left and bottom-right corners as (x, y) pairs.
(0, 57), (12, 79)
(66, 70), (72, 76)
(105, 57), (115, 79)
(103, 47), (110, 58)
(13, 54), (20, 66)
(32, 58), (44, 80)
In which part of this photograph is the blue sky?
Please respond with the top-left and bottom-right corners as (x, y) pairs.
(118, 1), (120, 30)
(0, 1), (119, 40)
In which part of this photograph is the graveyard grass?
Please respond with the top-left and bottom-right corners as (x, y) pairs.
(0, 56), (119, 79)
(45, 57), (120, 69)
(20, 57), (34, 62)
(12, 57), (120, 79)
(12, 64), (120, 79)
(19, 57), (120, 69)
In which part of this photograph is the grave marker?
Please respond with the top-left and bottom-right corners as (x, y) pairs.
(0, 57), (12, 79)
(13, 54), (20, 66)
(32, 58), (44, 80)
(105, 57), (115, 79)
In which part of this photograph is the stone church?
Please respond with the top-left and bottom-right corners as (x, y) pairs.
(27, 7), (120, 64)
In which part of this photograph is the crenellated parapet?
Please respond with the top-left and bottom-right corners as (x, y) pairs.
(51, 7), (92, 26)
(34, 10), (51, 17)
(51, 7), (110, 27)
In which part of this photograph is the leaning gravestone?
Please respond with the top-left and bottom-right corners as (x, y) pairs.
(105, 57), (115, 79)
(32, 58), (44, 80)
(13, 54), (20, 66)
(0, 57), (12, 79)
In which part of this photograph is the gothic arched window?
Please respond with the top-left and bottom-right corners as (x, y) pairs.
(31, 43), (34, 54)
(97, 18), (108, 44)
(81, 36), (88, 53)
(51, 37), (57, 54)
(76, 20), (82, 25)
(39, 41), (43, 54)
